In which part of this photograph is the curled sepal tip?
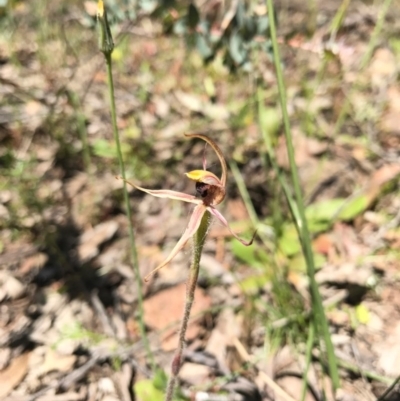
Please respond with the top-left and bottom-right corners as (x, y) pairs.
(184, 133), (227, 187)
(208, 207), (257, 246)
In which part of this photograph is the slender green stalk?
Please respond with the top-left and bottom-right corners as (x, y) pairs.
(328, 0), (351, 43)
(97, 1), (154, 369)
(266, 0), (340, 390)
(301, 323), (315, 401)
(229, 160), (258, 228)
(229, 159), (274, 253)
(165, 211), (211, 401)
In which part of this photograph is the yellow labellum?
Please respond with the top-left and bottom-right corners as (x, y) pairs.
(185, 170), (221, 186)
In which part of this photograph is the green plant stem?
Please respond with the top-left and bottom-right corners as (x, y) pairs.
(266, 0), (340, 391)
(165, 210), (211, 401)
(103, 52), (154, 369)
(301, 323), (315, 401)
(229, 160), (258, 227)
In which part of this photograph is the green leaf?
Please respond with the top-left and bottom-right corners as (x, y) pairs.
(258, 106), (280, 146)
(243, 17), (256, 39)
(92, 139), (130, 159)
(134, 379), (164, 401)
(257, 15), (270, 35)
(152, 368), (168, 391)
(306, 198), (346, 222)
(306, 198), (345, 233)
(134, 368), (172, 401)
(229, 30), (246, 65)
(289, 252), (326, 272)
(173, 18), (188, 35)
(278, 224), (302, 257)
(196, 33), (213, 60)
(231, 240), (269, 269)
(240, 274), (268, 295)
(187, 3), (199, 29)
(235, 1), (246, 29)
(338, 195), (370, 221)
(93, 139), (116, 158)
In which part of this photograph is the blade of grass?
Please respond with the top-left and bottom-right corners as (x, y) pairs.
(229, 159), (275, 246)
(301, 323), (315, 401)
(97, 0), (154, 369)
(258, 66), (332, 401)
(265, 0), (340, 391)
(229, 160), (258, 228)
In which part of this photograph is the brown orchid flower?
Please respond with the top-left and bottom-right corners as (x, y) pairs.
(124, 133), (256, 282)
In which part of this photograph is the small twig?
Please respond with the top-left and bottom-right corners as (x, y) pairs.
(26, 353), (103, 401)
(26, 342), (144, 401)
(377, 375), (400, 401)
(312, 349), (393, 385)
(232, 337), (297, 401)
(90, 290), (116, 338)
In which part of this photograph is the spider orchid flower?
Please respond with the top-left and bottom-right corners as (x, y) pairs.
(124, 133), (256, 282)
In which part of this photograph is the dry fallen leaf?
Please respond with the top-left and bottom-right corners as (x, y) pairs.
(377, 322), (400, 376)
(144, 283), (211, 350)
(364, 164), (400, 205)
(19, 252), (48, 275)
(78, 220), (119, 262)
(39, 348), (77, 375)
(0, 352), (30, 398)
(144, 283), (210, 330)
(368, 48), (396, 88)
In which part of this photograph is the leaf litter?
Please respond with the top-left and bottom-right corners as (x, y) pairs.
(1, 1), (400, 400)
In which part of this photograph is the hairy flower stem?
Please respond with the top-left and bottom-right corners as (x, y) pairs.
(165, 210), (211, 401)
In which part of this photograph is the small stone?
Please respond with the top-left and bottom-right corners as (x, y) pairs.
(98, 377), (116, 394)
(179, 362), (211, 386)
(0, 272), (25, 301)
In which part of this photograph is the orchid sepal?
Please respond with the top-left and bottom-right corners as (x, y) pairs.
(144, 204), (207, 282)
(207, 206), (257, 246)
(120, 177), (203, 205)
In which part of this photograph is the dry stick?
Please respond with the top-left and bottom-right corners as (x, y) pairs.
(232, 337), (297, 401)
(165, 211), (212, 401)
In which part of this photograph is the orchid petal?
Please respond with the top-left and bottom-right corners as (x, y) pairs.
(202, 143), (208, 170)
(207, 206), (256, 246)
(121, 178), (202, 205)
(144, 204), (207, 282)
(185, 170), (222, 186)
(184, 133), (227, 187)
